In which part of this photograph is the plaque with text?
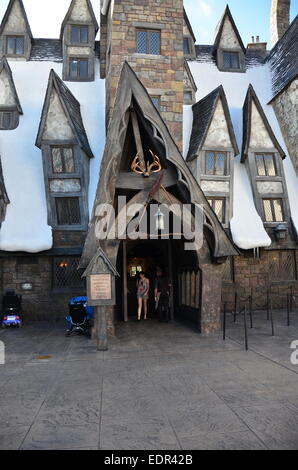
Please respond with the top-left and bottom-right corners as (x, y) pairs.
(90, 274), (112, 301)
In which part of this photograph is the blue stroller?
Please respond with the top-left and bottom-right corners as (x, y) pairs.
(65, 296), (94, 337)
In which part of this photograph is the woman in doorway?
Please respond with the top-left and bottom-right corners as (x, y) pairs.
(136, 272), (150, 321)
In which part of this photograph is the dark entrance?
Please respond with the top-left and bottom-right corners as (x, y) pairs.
(116, 238), (201, 327)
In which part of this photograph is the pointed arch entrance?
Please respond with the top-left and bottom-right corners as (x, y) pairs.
(81, 62), (238, 338)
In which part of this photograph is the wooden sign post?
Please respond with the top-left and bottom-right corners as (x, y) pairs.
(83, 248), (119, 351)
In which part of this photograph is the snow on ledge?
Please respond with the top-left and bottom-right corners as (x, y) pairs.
(230, 158), (271, 250)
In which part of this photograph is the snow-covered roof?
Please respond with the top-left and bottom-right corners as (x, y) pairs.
(186, 53), (298, 250)
(269, 14), (298, 100)
(0, 59), (105, 253)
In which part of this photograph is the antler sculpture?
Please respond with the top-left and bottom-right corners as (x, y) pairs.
(131, 150), (162, 177)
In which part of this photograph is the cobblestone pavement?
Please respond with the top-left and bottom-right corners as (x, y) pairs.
(0, 310), (298, 450)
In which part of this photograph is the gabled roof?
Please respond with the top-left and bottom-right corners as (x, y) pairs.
(0, 156), (10, 224)
(213, 5), (246, 54)
(0, 0), (33, 38)
(187, 85), (239, 162)
(81, 62), (238, 268)
(183, 7), (196, 43)
(184, 59), (197, 92)
(241, 84), (286, 162)
(36, 70), (93, 158)
(60, 0), (99, 39)
(268, 14), (298, 101)
(0, 57), (23, 114)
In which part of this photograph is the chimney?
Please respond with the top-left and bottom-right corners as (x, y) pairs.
(270, 0), (291, 47)
(247, 36), (267, 50)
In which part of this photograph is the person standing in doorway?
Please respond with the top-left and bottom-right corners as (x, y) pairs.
(136, 272), (150, 321)
(154, 268), (171, 322)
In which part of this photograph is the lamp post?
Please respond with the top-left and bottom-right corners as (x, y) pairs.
(83, 248), (119, 351)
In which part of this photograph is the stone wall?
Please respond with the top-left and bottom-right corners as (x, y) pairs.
(272, 79), (298, 177)
(106, 0), (184, 150)
(222, 249), (298, 312)
(0, 256), (87, 322)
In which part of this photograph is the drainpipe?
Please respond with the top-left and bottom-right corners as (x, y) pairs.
(101, 0), (111, 15)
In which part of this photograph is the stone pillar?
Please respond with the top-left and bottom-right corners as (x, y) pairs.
(270, 0), (291, 47)
(200, 263), (223, 335)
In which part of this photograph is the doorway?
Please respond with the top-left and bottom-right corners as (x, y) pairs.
(116, 238), (201, 327)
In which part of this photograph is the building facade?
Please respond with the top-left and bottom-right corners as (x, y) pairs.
(0, 0), (296, 332)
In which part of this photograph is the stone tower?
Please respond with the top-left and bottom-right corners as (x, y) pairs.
(100, 0), (185, 151)
(270, 0), (291, 46)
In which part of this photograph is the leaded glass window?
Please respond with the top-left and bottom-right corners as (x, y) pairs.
(263, 199), (284, 222)
(6, 36), (25, 55)
(183, 38), (191, 55)
(55, 197), (81, 226)
(53, 257), (85, 288)
(207, 198), (225, 223)
(69, 58), (88, 79)
(51, 147), (75, 174)
(70, 25), (89, 44)
(205, 151), (227, 176)
(256, 154), (277, 176)
(223, 51), (240, 70)
(136, 29), (160, 55)
(268, 251), (296, 281)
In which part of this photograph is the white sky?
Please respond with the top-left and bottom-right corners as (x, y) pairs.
(0, 0), (100, 38)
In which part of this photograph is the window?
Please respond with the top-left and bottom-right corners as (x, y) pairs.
(268, 251), (296, 281)
(222, 257), (234, 282)
(51, 147), (75, 173)
(205, 151), (227, 176)
(136, 29), (160, 55)
(130, 266), (143, 278)
(256, 154), (277, 176)
(151, 96), (160, 110)
(183, 38), (191, 55)
(223, 51), (240, 70)
(207, 198), (225, 223)
(263, 199), (284, 222)
(70, 25), (89, 44)
(184, 91), (193, 105)
(55, 197), (81, 226)
(53, 257), (85, 289)
(6, 36), (25, 55)
(69, 58), (88, 79)
(0, 111), (14, 130)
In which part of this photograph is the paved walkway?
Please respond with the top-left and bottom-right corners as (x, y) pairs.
(0, 310), (298, 450)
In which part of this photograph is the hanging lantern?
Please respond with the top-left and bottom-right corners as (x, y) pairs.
(155, 206), (165, 230)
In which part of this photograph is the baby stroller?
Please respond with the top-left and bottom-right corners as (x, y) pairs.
(65, 296), (94, 338)
(1, 290), (23, 328)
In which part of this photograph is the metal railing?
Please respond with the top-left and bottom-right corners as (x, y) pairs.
(222, 283), (297, 351)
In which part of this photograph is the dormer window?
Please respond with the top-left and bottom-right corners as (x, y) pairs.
(205, 151), (227, 176)
(60, 0), (98, 82)
(6, 36), (25, 55)
(70, 25), (89, 44)
(222, 51), (240, 70)
(255, 153), (277, 177)
(69, 58), (88, 79)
